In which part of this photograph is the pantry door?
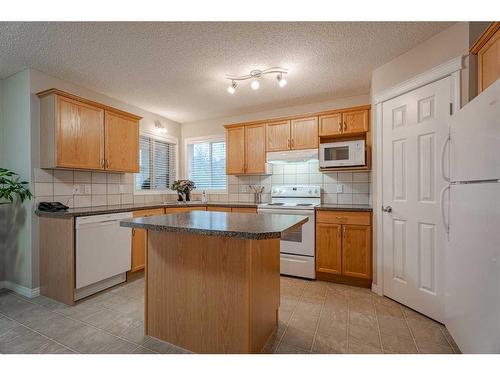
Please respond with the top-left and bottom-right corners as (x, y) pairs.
(381, 76), (451, 323)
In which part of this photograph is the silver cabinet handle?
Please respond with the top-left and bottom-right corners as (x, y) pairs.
(382, 205), (392, 213)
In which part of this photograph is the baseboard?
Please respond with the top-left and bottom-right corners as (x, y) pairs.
(371, 283), (382, 296)
(2, 280), (40, 298)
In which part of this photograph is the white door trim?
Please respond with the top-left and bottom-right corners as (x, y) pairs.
(372, 55), (464, 296)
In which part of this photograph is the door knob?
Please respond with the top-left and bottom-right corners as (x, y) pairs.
(382, 205), (392, 213)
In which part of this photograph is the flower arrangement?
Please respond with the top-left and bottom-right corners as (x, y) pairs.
(171, 179), (196, 201)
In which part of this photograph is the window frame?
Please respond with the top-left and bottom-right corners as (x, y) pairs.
(184, 135), (227, 193)
(134, 131), (179, 195)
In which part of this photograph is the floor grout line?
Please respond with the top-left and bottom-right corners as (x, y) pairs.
(401, 306), (421, 354)
(308, 287), (328, 353)
(273, 282), (307, 353)
(439, 325), (459, 354)
(371, 295), (384, 353)
(0, 311), (79, 354)
(345, 290), (350, 353)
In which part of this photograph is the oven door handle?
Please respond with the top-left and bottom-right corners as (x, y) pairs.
(257, 209), (314, 216)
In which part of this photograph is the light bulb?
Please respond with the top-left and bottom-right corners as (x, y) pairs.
(227, 81), (237, 94)
(277, 73), (287, 88)
(251, 79), (260, 90)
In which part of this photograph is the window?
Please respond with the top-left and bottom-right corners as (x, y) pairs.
(135, 134), (177, 192)
(186, 138), (226, 190)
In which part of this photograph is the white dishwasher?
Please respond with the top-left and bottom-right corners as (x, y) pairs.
(75, 212), (132, 300)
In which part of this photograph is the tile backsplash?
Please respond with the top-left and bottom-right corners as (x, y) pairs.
(32, 161), (370, 208)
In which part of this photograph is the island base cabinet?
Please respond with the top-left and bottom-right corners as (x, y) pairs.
(145, 231), (280, 353)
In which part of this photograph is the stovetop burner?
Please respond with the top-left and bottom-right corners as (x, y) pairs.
(296, 203), (313, 206)
(268, 202), (285, 206)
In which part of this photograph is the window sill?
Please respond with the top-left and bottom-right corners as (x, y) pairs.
(134, 189), (177, 196)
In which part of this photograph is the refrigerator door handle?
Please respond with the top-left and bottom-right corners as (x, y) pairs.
(440, 134), (451, 182)
(440, 185), (450, 235)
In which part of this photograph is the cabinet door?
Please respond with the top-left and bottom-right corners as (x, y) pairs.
(342, 224), (371, 279)
(245, 124), (266, 174)
(207, 206), (232, 212)
(478, 29), (500, 93)
(130, 208), (164, 272)
(316, 223), (342, 275)
(319, 114), (342, 137)
(105, 111), (139, 172)
(266, 120), (290, 151)
(291, 117), (318, 149)
(231, 207), (257, 213)
(56, 96), (104, 169)
(165, 207), (207, 213)
(226, 126), (246, 174)
(342, 110), (369, 134)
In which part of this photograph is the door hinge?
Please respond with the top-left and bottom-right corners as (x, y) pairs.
(449, 103), (453, 115)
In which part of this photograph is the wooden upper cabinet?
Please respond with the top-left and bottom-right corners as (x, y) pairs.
(245, 124), (266, 174)
(37, 89), (142, 172)
(226, 126), (246, 174)
(266, 120), (290, 151)
(316, 223), (342, 275)
(290, 117), (318, 149)
(105, 111), (139, 173)
(471, 22), (500, 93)
(319, 113), (342, 137)
(56, 96), (104, 170)
(342, 224), (372, 279)
(342, 110), (369, 135)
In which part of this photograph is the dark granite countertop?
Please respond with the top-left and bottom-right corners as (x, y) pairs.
(120, 210), (309, 240)
(35, 201), (258, 218)
(315, 204), (372, 212)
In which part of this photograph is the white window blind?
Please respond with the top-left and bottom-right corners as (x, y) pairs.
(136, 134), (176, 191)
(187, 140), (226, 190)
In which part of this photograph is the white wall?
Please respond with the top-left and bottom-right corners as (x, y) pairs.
(371, 22), (471, 104)
(0, 70), (33, 290)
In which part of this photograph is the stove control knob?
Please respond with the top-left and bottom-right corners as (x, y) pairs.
(314, 189), (319, 194)
(308, 189), (312, 194)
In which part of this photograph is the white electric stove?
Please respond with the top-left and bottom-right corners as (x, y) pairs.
(258, 185), (320, 279)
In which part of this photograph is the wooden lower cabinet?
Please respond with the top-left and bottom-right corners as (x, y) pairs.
(164, 206), (207, 214)
(316, 210), (372, 287)
(316, 223), (342, 275)
(207, 206), (232, 212)
(130, 208), (164, 272)
(231, 207), (257, 213)
(342, 224), (371, 279)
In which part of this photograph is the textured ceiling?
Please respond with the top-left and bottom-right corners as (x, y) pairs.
(0, 22), (453, 123)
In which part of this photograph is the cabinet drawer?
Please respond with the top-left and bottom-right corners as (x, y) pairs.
(165, 207), (207, 214)
(133, 208), (164, 218)
(316, 210), (371, 225)
(232, 207), (257, 213)
(207, 206), (232, 212)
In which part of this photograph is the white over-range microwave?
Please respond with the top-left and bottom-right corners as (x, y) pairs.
(319, 139), (365, 168)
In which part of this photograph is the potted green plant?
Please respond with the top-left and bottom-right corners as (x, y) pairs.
(171, 179), (196, 202)
(0, 168), (33, 204)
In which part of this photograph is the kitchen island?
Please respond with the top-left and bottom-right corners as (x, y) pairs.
(120, 210), (308, 354)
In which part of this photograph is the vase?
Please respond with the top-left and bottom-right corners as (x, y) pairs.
(177, 191), (191, 202)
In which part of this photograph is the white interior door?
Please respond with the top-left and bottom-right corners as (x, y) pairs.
(381, 76), (451, 323)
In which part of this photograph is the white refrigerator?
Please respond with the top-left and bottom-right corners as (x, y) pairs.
(444, 79), (500, 353)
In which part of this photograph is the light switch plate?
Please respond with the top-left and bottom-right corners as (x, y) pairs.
(72, 184), (80, 195)
(84, 184), (91, 194)
(336, 184), (344, 193)
(119, 184), (125, 193)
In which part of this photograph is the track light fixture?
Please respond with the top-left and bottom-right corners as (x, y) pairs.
(225, 67), (288, 94)
(227, 80), (237, 94)
(277, 73), (287, 88)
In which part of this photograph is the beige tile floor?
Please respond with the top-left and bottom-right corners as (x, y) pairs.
(0, 276), (460, 354)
